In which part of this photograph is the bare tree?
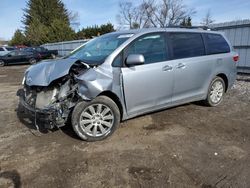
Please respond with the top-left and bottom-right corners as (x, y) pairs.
(144, 0), (195, 27)
(69, 11), (80, 30)
(117, 0), (195, 29)
(201, 9), (215, 26)
(117, 2), (136, 29)
(116, 2), (151, 29)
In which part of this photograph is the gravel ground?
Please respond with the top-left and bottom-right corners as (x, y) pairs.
(0, 65), (249, 188)
(232, 74), (250, 97)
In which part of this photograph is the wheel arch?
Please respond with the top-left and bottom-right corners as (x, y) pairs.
(98, 91), (123, 121)
(216, 73), (229, 92)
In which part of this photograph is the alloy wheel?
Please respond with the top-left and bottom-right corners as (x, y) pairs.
(209, 80), (224, 104)
(29, 58), (37, 65)
(79, 104), (114, 137)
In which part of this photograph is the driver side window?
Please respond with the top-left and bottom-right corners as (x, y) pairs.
(9, 51), (19, 56)
(125, 33), (168, 65)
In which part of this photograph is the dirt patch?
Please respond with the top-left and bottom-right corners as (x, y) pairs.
(0, 65), (250, 188)
(128, 166), (162, 181)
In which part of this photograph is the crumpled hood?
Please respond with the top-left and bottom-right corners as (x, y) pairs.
(25, 58), (77, 86)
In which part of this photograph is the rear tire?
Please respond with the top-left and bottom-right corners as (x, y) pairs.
(204, 76), (225, 107)
(71, 96), (120, 141)
(0, 60), (5, 67)
(29, 58), (37, 65)
(51, 54), (56, 59)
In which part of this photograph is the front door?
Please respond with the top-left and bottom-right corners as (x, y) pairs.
(6, 51), (22, 64)
(121, 32), (174, 116)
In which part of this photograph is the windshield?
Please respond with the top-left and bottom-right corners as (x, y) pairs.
(68, 33), (133, 65)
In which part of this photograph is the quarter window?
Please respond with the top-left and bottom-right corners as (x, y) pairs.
(112, 53), (123, 67)
(169, 32), (205, 59)
(204, 33), (230, 55)
(125, 33), (168, 64)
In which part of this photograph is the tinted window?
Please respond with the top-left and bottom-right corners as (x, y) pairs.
(204, 33), (230, 54)
(23, 48), (34, 52)
(25, 52), (33, 56)
(35, 47), (44, 52)
(125, 33), (168, 64)
(0, 48), (4, 51)
(19, 51), (29, 55)
(169, 32), (205, 59)
(9, 51), (19, 56)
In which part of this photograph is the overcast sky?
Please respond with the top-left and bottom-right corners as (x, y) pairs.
(0, 0), (250, 40)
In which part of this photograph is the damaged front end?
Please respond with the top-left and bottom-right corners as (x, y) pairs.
(17, 59), (98, 129)
(17, 77), (78, 129)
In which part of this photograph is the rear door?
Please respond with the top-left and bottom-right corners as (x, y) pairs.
(203, 33), (235, 86)
(168, 32), (212, 103)
(21, 51), (33, 62)
(121, 32), (174, 116)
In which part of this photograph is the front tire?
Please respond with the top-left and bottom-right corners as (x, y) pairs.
(71, 96), (120, 141)
(0, 60), (5, 67)
(204, 76), (225, 107)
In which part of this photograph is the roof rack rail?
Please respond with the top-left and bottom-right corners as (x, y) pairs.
(166, 26), (213, 30)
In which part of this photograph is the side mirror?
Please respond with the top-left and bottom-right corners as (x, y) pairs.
(126, 54), (145, 66)
(7, 54), (12, 57)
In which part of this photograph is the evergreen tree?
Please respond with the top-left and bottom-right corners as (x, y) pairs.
(23, 0), (75, 45)
(180, 17), (192, 27)
(25, 19), (49, 46)
(186, 17), (192, 26)
(49, 19), (75, 42)
(9, 29), (26, 46)
(180, 19), (186, 26)
(99, 23), (115, 35)
(76, 23), (115, 40)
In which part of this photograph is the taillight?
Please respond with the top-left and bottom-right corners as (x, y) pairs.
(233, 55), (239, 62)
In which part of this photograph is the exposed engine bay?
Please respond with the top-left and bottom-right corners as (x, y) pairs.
(17, 60), (102, 129)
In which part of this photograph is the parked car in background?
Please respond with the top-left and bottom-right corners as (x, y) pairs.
(18, 28), (238, 141)
(23, 46), (58, 59)
(0, 46), (16, 56)
(15, 45), (28, 50)
(0, 50), (41, 66)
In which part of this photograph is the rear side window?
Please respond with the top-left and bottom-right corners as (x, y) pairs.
(125, 33), (168, 64)
(36, 47), (44, 52)
(169, 32), (205, 59)
(204, 33), (230, 55)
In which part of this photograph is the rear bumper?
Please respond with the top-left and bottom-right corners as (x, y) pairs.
(17, 89), (60, 129)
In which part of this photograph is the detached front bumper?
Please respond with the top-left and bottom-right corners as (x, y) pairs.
(17, 88), (61, 129)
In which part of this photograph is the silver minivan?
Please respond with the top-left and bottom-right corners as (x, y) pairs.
(18, 28), (238, 141)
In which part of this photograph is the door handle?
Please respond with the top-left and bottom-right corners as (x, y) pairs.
(176, 63), (186, 69)
(162, 65), (173, 71)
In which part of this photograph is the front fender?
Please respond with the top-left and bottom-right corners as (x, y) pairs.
(76, 68), (113, 100)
